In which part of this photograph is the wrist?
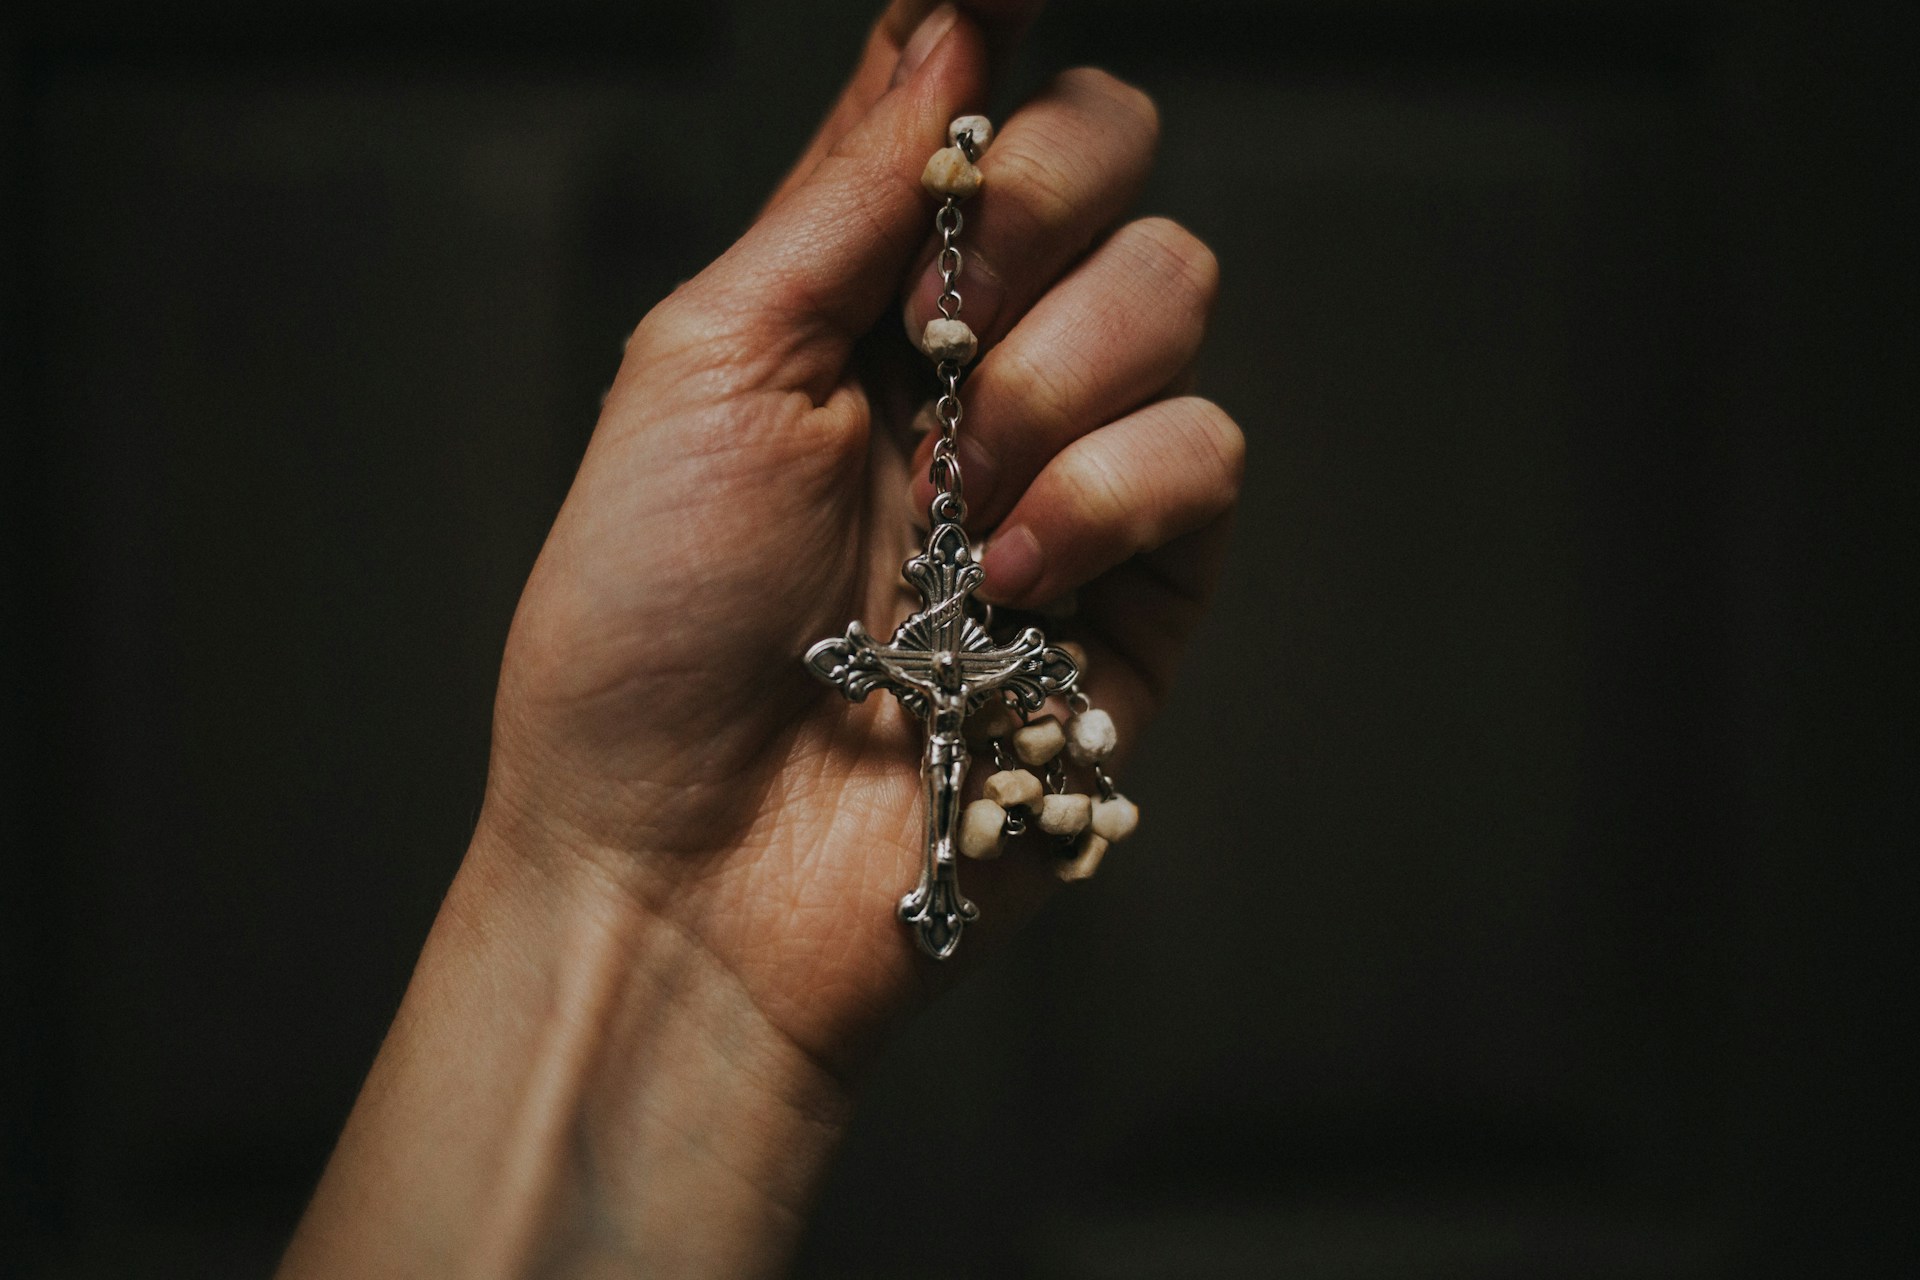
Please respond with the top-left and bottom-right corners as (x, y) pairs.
(466, 816), (857, 1275)
(282, 809), (854, 1280)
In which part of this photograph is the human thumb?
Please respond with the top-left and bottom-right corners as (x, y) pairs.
(690, 6), (989, 398)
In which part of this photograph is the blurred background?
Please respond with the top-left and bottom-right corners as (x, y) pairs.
(1, 0), (1911, 1275)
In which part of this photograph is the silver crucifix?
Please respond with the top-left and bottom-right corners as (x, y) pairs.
(806, 521), (1076, 958)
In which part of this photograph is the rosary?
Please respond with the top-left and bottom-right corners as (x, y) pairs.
(806, 117), (1140, 960)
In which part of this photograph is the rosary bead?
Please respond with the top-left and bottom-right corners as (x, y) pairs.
(983, 768), (1044, 808)
(958, 799), (1007, 860)
(947, 115), (993, 153)
(1090, 794), (1139, 842)
(921, 145), (984, 199)
(921, 317), (978, 364)
(1012, 714), (1066, 766)
(1065, 707), (1118, 765)
(1058, 830), (1110, 882)
(1035, 791), (1092, 837)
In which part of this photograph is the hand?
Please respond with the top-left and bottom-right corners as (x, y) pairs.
(491, 0), (1236, 1065)
(281, 3), (1241, 1274)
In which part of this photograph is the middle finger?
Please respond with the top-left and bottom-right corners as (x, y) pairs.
(900, 66), (1160, 348)
(909, 214), (1219, 528)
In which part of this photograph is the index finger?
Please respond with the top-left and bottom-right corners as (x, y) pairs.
(762, 0), (1050, 214)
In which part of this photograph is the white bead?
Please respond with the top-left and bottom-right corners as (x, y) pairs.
(1090, 794), (1138, 842)
(1065, 708), (1117, 765)
(1035, 791), (1091, 837)
(1012, 715), (1065, 766)
(921, 318), (977, 364)
(1058, 831), (1109, 882)
(921, 145), (983, 199)
(958, 799), (1006, 860)
(983, 768), (1043, 808)
(948, 115), (993, 153)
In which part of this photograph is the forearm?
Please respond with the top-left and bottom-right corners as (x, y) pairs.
(278, 819), (853, 1279)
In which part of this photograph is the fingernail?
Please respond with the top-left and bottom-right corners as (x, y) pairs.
(893, 4), (958, 87)
(980, 524), (1042, 603)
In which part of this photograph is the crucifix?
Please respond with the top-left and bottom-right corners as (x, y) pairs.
(806, 520), (1077, 958)
(806, 114), (1126, 959)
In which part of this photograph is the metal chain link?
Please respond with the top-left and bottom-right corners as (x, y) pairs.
(926, 125), (980, 529)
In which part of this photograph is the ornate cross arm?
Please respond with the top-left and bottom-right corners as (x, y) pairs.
(804, 621), (1074, 721)
(805, 621), (905, 708)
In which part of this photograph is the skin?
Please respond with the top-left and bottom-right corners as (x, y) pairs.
(277, 2), (1242, 1275)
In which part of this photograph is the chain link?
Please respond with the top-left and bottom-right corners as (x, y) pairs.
(928, 195), (969, 526)
(926, 124), (984, 528)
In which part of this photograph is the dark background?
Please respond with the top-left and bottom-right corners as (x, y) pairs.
(2, 0), (1912, 1275)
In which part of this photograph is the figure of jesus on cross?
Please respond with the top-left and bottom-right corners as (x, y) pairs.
(806, 520), (1078, 958)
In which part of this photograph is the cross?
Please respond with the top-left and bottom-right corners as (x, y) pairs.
(806, 520), (1077, 958)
